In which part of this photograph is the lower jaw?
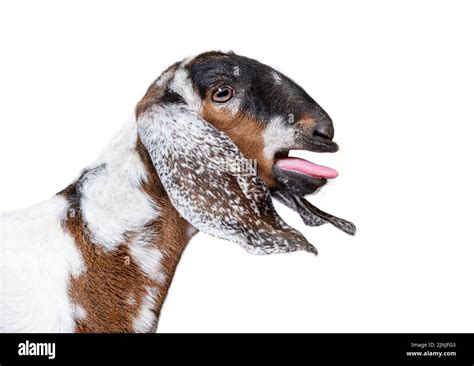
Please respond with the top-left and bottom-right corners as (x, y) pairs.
(272, 166), (327, 196)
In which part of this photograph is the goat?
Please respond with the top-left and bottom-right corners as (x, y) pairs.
(0, 51), (355, 333)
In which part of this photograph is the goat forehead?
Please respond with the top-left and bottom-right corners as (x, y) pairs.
(184, 52), (322, 122)
(187, 52), (273, 90)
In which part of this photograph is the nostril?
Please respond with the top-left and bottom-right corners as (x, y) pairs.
(312, 121), (334, 140)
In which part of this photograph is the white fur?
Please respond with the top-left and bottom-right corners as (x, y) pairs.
(80, 118), (159, 251)
(71, 303), (87, 321)
(0, 196), (85, 332)
(129, 232), (165, 284)
(0, 117), (167, 332)
(263, 116), (296, 159)
(155, 66), (177, 88)
(272, 71), (282, 84)
(169, 69), (202, 112)
(132, 286), (158, 333)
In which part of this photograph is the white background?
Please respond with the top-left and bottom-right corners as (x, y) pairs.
(1, 0), (473, 332)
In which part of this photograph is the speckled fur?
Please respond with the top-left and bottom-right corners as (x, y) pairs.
(138, 101), (316, 255)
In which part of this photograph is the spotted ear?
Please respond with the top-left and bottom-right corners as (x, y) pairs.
(137, 100), (317, 255)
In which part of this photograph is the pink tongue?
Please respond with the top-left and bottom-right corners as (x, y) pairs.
(275, 157), (338, 179)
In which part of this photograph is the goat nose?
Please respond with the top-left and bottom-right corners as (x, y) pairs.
(312, 118), (334, 140)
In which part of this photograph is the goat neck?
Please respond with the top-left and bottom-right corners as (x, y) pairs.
(58, 118), (195, 333)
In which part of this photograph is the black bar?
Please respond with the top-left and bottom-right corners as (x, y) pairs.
(0, 333), (473, 365)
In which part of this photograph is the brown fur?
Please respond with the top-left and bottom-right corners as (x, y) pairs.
(64, 214), (151, 333)
(135, 84), (163, 120)
(202, 100), (278, 189)
(60, 139), (192, 333)
(135, 62), (180, 120)
(187, 51), (230, 66)
(135, 138), (193, 312)
(296, 116), (316, 133)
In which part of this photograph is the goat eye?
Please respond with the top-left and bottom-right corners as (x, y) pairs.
(212, 85), (234, 103)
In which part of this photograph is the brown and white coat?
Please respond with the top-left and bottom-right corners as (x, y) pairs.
(0, 52), (354, 333)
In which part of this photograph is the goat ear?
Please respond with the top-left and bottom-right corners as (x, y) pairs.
(137, 103), (317, 255)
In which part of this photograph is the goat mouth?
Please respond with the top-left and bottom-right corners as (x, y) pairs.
(273, 149), (338, 179)
(272, 149), (338, 196)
